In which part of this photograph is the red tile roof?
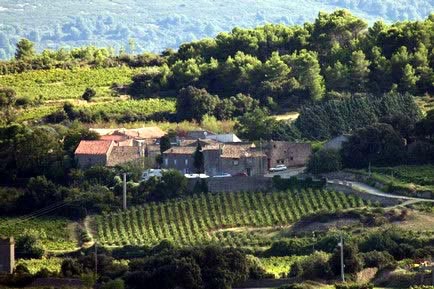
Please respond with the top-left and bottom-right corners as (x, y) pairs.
(75, 140), (113, 155)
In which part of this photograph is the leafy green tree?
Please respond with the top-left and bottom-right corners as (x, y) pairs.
(307, 149), (342, 174)
(15, 38), (35, 60)
(341, 123), (406, 168)
(329, 242), (363, 275)
(235, 108), (278, 140)
(176, 86), (220, 121)
(193, 142), (204, 174)
(16, 232), (45, 259)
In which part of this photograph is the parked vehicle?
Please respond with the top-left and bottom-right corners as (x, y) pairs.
(269, 165), (288, 172)
(184, 173), (209, 179)
(212, 173), (232, 178)
(141, 169), (166, 181)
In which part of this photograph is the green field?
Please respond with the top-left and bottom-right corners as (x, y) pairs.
(0, 67), (143, 101)
(351, 165), (434, 194)
(259, 256), (307, 278)
(0, 217), (78, 251)
(93, 190), (367, 249)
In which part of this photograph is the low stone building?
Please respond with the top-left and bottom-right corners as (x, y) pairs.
(0, 237), (14, 274)
(264, 141), (312, 168)
(106, 146), (143, 167)
(162, 142), (267, 176)
(74, 140), (114, 168)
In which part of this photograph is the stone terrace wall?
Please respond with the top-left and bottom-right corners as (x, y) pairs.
(188, 176), (272, 193)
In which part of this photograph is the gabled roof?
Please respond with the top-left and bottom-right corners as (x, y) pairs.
(90, 127), (166, 139)
(75, 140), (113, 155)
(100, 135), (128, 142)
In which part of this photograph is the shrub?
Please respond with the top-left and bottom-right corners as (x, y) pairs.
(360, 251), (396, 270)
(15, 233), (45, 259)
(335, 283), (373, 289)
(82, 87), (96, 101)
(289, 251), (332, 280)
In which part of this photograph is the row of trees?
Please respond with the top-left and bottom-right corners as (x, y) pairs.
(128, 11), (434, 115)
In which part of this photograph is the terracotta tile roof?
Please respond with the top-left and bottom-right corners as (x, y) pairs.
(100, 135), (128, 141)
(90, 127), (166, 139)
(74, 140), (113, 155)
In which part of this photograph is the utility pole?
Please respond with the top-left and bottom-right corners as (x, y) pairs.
(123, 173), (127, 210)
(338, 235), (345, 283)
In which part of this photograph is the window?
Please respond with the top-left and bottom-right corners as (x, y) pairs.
(164, 158), (168, 166)
(233, 160), (239, 165)
(290, 157), (294, 161)
(174, 159), (177, 165)
(185, 158), (189, 165)
(277, 159), (285, 164)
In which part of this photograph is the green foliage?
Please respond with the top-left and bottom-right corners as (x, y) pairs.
(341, 123), (407, 168)
(334, 283), (373, 289)
(296, 93), (421, 140)
(15, 232), (45, 259)
(15, 39), (35, 61)
(95, 190), (365, 248)
(288, 251), (332, 280)
(329, 242), (363, 275)
(307, 149), (342, 174)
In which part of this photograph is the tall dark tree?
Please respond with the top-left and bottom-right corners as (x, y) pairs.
(193, 142), (204, 173)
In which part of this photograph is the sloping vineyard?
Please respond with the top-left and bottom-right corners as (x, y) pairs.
(94, 190), (367, 248)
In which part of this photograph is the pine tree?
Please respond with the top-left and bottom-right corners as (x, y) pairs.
(400, 64), (419, 93)
(15, 38), (35, 60)
(349, 50), (370, 92)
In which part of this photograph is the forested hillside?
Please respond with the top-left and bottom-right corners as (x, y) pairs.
(0, 0), (433, 59)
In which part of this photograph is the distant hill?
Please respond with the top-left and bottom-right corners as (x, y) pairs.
(0, 0), (433, 59)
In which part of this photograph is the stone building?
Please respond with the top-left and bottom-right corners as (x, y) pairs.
(264, 141), (312, 169)
(0, 237), (14, 274)
(162, 142), (267, 176)
(74, 140), (114, 168)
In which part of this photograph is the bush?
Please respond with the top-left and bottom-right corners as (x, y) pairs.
(360, 251), (396, 270)
(101, 278), (125, 289)
(82, 87), (96, 101)
(306, 149), (342, 174)
(335, 283), (373, 289)
(15, 233), (45, 259)
(265, 238), (311, 256)
(289, 251), (332, 280)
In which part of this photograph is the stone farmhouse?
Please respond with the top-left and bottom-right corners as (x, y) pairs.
(75, 127), (165, 168)
(74, 127), (312, 174)
(162, 140), (267, 176)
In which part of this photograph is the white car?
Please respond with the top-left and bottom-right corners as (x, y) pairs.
(269, 165), (288, 172)
(141, 169), (166, 181)
(212, 173), (232, 178)
(184, 173), (210, 179)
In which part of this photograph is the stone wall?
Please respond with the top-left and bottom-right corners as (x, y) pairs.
(188, 176), (272, 193)
(0, 237), (14, 274)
